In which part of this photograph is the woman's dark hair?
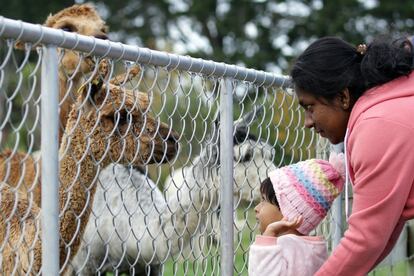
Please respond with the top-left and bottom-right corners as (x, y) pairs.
(260, 177), (279, 207)
(291, 36), (413, 102)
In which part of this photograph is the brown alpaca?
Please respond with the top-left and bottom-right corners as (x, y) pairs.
(42, 4), (109, 137)
(0, 65), (141, 207)
(0, 151), (41, 207)
(1, 4), (111, 207)
(0, 78), (178, 274)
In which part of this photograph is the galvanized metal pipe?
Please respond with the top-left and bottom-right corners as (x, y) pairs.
(330, 143), (344, 248)
(0, 16), (291, 88)
(41, 45), (60, 274)
(220, 79), (234, 276)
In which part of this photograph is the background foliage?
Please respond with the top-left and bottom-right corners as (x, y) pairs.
(1, 1), (413, 274)
(1, 0), (414, 73)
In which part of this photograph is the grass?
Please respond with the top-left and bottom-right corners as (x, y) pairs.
(106, 207), (410, 276)
(162, 208), (257, 276)
(369, 262), (407, 276)
(161, 207), (411, 276)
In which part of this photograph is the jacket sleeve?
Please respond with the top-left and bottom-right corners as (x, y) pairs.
(248, 235), (287, 276)
(372, 219), (405, 268)
(316, 118), (414, 276)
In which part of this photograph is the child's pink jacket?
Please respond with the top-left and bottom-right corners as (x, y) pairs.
(316, 72), (414, 275)
(248, 234), (328, 276)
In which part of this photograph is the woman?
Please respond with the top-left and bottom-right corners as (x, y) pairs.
(291, 36), (414, 275)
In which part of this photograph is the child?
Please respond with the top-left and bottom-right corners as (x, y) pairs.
(249, 153), (345, 276)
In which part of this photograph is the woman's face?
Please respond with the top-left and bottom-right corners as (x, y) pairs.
(254, 199), (283, 234)
(296, 88), (350, 144)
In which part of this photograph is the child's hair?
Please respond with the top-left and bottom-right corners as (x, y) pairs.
(260, 177), (279, 207)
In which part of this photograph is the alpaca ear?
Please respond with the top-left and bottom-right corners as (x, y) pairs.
(43, 13), (55, 27)
(95, 59), (111, 83)
(77, 78), (104, 113)
(234, 105), (263, 130)
(14, 40), (39, 51)
(90, 79), (104, 102)
(109, 66), (141, 85)
(233, 105), (262, 143)
(199, 108), (220, 164)
(14, 41), (26, 50)
(211, 109), (220, 143)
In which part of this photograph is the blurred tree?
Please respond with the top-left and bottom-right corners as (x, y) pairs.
(90, 0), (414, 73)
(1, 0), (413, 155)
(1, 1), (413, 72)
(287, 0), (414, 52)
(95, 0), (287, 71)
(0, 0), (74, 24)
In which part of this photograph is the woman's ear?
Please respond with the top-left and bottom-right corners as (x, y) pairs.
(338, 88), (351, 110)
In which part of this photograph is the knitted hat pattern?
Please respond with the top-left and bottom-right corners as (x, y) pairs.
(269, 153), (345, 235)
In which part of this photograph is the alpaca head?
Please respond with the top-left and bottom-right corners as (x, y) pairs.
(44, 4), (108, 78)
(205, 106), (276, 203)
(40, 4), (110, 137)
(63, 79), (179, 167)
(232, 106), (276, 203)
(232, 133), (276, 204)
(183, 106), (275, 199)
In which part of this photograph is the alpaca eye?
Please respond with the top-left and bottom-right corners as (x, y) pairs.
(235, 146), (253, 163)
(60, 25), (74, 32)
(239, 151), (252, 162)
(113, 112), (129, 125)
(95, 34), (108, 40)
(118, 112), (128, 123)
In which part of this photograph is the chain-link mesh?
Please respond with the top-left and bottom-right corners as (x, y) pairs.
(0, 35), (325, 275)
(1, 14), (402, 276)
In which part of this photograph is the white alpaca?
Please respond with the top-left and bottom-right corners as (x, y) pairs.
(70, 107), (276, 274)
(164, 106), (276, 259)
(166, 106), (275, 206)
(71, 133), (220, 275)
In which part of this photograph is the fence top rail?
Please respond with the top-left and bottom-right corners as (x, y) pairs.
(0, 16), (292, 88)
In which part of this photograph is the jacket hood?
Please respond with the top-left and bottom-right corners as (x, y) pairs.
(348, 71), (414, 130)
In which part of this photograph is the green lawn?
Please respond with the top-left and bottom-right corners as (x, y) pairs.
(162, 208), (257, 276)
(161, 207), (411, 276)
(369, 262), (407, 276)
(106, 207), (410, 276)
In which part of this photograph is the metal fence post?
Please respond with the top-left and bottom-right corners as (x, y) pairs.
(220, 78), (234, 276)
(331, 195), (343, 249)
(41, 45), (60, 274)
(330, 143), (344, 249)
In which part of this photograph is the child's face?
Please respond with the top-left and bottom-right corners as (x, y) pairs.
(254, 197), (283, 234)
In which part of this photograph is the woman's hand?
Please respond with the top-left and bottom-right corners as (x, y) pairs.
(262, 216), (303, 237)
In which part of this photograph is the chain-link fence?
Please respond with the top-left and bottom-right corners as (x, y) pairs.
(0, 14), (408, 276)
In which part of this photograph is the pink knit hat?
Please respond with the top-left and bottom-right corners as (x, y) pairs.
(269, 152), (345, 235)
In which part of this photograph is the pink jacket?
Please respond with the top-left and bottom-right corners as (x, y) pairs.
(316, 72), (414, 275)
(249, 234), (327, 276)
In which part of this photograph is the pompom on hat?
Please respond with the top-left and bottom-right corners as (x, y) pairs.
(269, 152), (345, 235)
